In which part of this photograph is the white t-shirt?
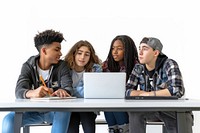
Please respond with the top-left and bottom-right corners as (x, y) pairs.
(37, 62), (51, 81)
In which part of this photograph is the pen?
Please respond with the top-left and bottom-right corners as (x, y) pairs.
(39, 75), (51, 96)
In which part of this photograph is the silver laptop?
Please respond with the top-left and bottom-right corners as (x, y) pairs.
(84, 72), (126, 99)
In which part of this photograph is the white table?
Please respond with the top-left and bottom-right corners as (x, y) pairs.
(0, 98), (199, 133)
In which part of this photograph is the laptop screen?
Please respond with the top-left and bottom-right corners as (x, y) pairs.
(84, 72), (126, 99)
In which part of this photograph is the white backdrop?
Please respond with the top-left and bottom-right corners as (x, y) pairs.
(0, 0), (200, 132)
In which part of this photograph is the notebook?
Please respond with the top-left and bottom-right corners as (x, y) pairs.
(84, 72), (126, 99)
(125, 96), (178, 100)
(30, 96), (76, 101)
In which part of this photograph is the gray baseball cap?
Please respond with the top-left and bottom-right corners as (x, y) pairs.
(146, 37), (163, 55)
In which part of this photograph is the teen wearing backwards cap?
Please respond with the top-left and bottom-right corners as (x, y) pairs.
(126, 37), (193, 133)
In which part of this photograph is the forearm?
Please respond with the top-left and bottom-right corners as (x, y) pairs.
(25, 90), (34, 98)
(152, 89), (171, 96)
(130, 90), (146, 96)
(130, 89), (171, 96)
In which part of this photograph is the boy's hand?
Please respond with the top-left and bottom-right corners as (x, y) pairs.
(26, 86), (53, 98)
(51, 89), (71, 97)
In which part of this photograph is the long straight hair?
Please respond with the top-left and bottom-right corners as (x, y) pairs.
(106, 35), (138, 81)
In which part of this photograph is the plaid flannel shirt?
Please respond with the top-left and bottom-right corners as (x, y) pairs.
(125, 58), (185, 98)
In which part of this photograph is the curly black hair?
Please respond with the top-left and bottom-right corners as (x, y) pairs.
(34, 29), (65, 51)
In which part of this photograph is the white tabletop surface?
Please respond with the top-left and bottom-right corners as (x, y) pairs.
(0, 98), (200, 112)
(0, 98), (197, 133)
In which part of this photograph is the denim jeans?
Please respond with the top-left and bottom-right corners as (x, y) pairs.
(68, 112), (97, 133)
(2, 111), (71, 133)
(104, 112), (129, 126)
(128, 111), (193, 133)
